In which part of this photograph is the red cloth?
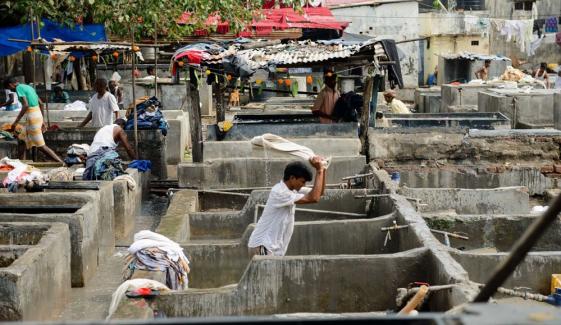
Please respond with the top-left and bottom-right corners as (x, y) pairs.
(556, 32), (561, 47)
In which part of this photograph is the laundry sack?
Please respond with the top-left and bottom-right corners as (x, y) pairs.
(250, 133), (331, 168)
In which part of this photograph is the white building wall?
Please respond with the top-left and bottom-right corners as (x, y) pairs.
(331, 2), (420, 88)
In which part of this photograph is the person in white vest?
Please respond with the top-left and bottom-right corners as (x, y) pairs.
(83, 119), (135, 180)
(247, 157), (326, 257)
(78, 78), (120, 128)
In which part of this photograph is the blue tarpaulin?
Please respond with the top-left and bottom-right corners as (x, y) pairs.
(0, 19), (107, 57)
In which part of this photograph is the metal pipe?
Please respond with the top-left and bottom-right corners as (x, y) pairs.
(341, 172), (374, 181)
(253, 204), (367, 223)
(430, 229), (469, 240)
(354, 194), (391, 199)
(199, 190), (251, 197)
(473, 192), (561, 302)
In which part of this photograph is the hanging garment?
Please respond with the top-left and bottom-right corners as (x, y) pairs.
(529, 35), (545, 56)
(498, 19), (534, 54)
(557, 32), (561, 47)
(546, 17), (560, 33)
(250, 133), (331, 168)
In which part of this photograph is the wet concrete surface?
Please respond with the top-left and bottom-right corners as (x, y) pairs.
(57, 194), (168, 321)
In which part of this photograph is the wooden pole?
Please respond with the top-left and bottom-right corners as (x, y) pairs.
(153, 21), (158, 98)
(473, 192), (561, 302)
(359, 76), (373, 161)
(131, 26), (138, 158)
(36, 17), (50, 128)
(215, 83), (225, 123)
(187, 67), (203, 162)
(30, 11), (36, 87)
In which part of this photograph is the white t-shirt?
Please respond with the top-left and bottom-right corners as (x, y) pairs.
(248, 181), (310, 256)
(88, 92), (119, 127)
(89, 124), (117, 155)
(4, 89), (22, 111)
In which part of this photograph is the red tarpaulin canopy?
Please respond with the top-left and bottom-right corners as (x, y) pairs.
(178, 7), (348, 36)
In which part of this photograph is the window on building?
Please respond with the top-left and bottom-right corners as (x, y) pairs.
(471, 40), (479, 46)
(514, 0), (535, 11)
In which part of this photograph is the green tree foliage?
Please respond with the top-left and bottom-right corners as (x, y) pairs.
(1, 0), (300, 40)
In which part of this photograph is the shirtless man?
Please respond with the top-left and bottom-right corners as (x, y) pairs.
(475, 60), (491, 80)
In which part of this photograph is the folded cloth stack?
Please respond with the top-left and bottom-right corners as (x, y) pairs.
(125, 97), (169, 136)
(64, 144), (90, 166)
(123, 230), (190, 290)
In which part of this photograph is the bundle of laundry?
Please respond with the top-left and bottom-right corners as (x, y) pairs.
(47, 167), (74, 182)
(128, 160), (152, 172)
(251, 133), (331, 168)
(63, 100), (87, 111)
(82, 147), (126, 181)
(123, 230), (190, 290)
(0, 157), (46, 192)
(107, 279), (170, 320)
(125, 97), (169, 136)
(64, 143), (90, 166)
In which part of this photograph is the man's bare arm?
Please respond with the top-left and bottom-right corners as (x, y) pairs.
(296, 157), (326, 204)
(117, 128), (136, 160)
(78, 112), (92, 127)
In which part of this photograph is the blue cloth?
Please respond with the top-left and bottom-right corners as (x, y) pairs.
(83, 147), (125, 180)
(125, 97), (169, 136)
(0, 19), (106, 57)
(129, 160), (152, 172)
(427, 73), (437, 86)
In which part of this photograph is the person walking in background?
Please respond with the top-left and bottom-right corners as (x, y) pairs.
(78, 78), (119, 128)
(6, 77), (63, 163)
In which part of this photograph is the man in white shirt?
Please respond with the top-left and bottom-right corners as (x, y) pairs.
(248, 157), (326, 257)
(78, 78), (119, 128)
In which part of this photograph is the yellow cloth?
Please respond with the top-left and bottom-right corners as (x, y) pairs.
(24, 106), (45, 149)
(389, 99), (411, 114)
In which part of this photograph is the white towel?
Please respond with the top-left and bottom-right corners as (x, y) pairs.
(250, 133), (331, 168)
(107, 279), (169, 320)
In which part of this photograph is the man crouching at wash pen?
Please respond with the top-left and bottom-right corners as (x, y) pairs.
(83, 118), (135, 180)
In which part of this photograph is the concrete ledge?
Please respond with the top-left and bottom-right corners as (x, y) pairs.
(397, 166), (557, 196)
(207, 122), (358, 141)
(0, 192), (110, 287)
(0, 222), (71, 321)
(202, 138), (361, 161)
(157, 249), (446, 317)
(400, 187), (530, 214)
(178, 156), (366, 189)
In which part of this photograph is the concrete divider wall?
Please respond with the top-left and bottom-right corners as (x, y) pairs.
(0, 192), (110, 287)
(0, 222), (71, 321)
(208, 122), (358, 141)
(400, 187), (530, 214)
(452, 252), (561, 295)
(369, 129), (561, 164)
(479, 90), (561, 128)
(184, 212), (413, 289)
(397, 167), (556, 196)
(43, 128), (166, 179)
(178, 157), (366, 189)
(202, 138), (361, 161)
(425, 214), (561, 253)
(555, 92), (561, 131)
(441, 84), (494, 112)
(158, 249), (436, 317)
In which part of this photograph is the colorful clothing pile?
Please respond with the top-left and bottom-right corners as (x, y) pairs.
(125, 97), (168, 136)
(545, 17), (559, 33)
(0, 157), (46, 192)
(82, 147), (126, 181)
(123, 230), (190, 290)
